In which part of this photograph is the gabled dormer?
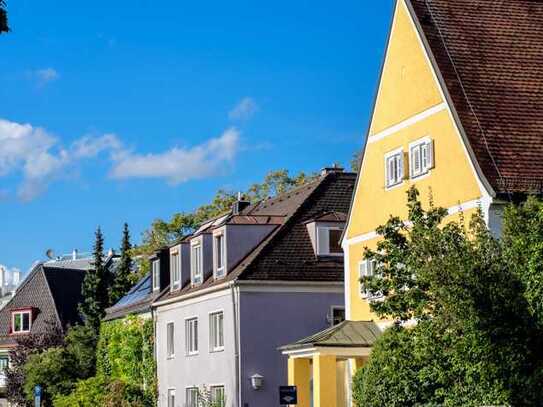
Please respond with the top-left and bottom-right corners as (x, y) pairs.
(169, 241), (190, 291)
(189, 233), (213, 286)
(150, 248), (170, 293)
(305, 212), (346, 257)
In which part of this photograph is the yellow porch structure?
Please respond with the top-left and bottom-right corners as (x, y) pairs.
(280, 321), (380, 407)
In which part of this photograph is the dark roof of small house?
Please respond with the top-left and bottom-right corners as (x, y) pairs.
(407, 0), (543, 195)
(156, 170), (355, 302)
(104, 273), (161, 321)
(0, 264), (87, 347)
(279, 320), (382, 351)
(303, 211), (347, 224)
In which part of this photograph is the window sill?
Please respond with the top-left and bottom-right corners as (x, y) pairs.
(166, 355), (175, 360)
(186, 352), (199, 357)
(10, 331), (30, 336)
(385, 181), (404, 191)
(210, 347), (224, 353)
(409, 170), (431, 181)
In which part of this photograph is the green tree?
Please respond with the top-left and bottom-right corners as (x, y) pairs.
(109, 223), (133, 304)
(0, 0), (8, 33)
(6, 319), (64, 406)
(353, 187), (543, 406)
(502, 196), (543, 329)
(79, 227), (112, 329)
(22, 325), (98, 406)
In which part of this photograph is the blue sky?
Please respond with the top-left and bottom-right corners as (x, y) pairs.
(0, 0), (394, 273)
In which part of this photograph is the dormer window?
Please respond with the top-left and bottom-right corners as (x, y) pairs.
(214, 232), (226, 279)
(152, 260), (161, 291)
(12, 310), (31, 334)
(316, 226), (343, 256)
(191, 241), (203, 285)
(170, 250), (181, 291)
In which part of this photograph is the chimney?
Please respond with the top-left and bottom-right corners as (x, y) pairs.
(232, 193), (251, 215)
(321, 164), (344, 177)
(72, 249), (78, 260)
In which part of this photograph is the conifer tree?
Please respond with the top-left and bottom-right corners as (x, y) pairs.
(109, 223), (133, 304)
(79, 227), (111, 329)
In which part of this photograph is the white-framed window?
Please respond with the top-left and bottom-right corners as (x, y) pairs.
(186, 387), (199, 407)
(409, 138), (434, 178)
(209, 311), (224, 352)
(185, 317), (199, 355)
(170, 250), (181, 291)
(384, 148), (404, 188)
(316, 226), (344, 256)
(152, 260), (160, 291)
(359, 259), (376, 298)
(329, 306), (345, 326)
(210, 385), (225, 407)
(11, 310), (31, 333)
(167, 389), (176, 407)
(214, 233), (226, 279)
(166, 322), (175, 358)
(0, 356), (8, 372)
(191, 242), (203, 285)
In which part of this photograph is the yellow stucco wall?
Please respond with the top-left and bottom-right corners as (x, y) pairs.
(345, 0), (485, 321)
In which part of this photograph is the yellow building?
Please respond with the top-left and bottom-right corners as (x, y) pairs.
(282, 0), (543, 405)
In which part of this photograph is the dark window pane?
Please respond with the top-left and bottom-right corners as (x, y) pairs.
(329, 229), (343, 254)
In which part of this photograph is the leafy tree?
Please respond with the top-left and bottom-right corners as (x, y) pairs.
(109, 223), (133, 304)
(79, 227), (112, 330)
(6, 319), (64, 406)
(23, 347), (78, 405)
(502, 196), (543, 328)
(21, 325), (98, 406)
(351, 150), (361, 172)
(353, 187), (543, 406)
(0, 0), (8, 33)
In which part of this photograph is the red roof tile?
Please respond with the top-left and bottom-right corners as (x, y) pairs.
(408, 0), (543, 194)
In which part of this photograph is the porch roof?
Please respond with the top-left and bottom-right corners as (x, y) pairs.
(279, 320), (381, 352)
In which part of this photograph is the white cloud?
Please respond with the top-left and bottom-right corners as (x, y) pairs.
(110, 128), (240, 184)
(229, 97), (258, 121)
(72, 134), (122, 158)
(0, 119), (120, 201)
(0, 118), (241, 200)
(30, 68), (60, 86)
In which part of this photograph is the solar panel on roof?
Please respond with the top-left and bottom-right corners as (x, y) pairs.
(114, 274), (152, 307)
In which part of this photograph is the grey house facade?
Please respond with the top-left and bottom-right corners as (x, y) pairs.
(153, 168), (355, 407)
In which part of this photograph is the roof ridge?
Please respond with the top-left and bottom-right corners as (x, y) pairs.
(233, 175), (330, 280)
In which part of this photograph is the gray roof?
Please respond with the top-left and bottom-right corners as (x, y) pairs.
(279, 320), (381, 351)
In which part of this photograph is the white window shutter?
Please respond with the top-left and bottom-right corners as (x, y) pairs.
(398, 153), (404, 181)
(424, 139), (434, 170)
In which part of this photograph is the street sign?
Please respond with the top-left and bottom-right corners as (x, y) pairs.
(279, 385), (297, 405)
(34, 385), (42, 407)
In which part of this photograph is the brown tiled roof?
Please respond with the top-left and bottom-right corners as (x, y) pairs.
(407, 0), (543, 195)
(237, 172), (354, 281)
(0, 265), (86, 347)
(156, 171), (355, 302)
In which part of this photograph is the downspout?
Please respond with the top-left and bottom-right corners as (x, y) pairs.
(231, 283), (241, 407)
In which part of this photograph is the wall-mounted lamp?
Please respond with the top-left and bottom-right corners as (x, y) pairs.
(250, 374), (264, 390)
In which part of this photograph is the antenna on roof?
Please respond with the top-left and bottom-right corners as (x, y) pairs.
(45, 249), (55, 259)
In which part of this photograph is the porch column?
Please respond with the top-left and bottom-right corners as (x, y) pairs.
(288, 357), (311, 407)
(312, 354), (337, 407)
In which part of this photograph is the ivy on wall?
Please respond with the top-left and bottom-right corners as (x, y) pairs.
(54, 316), (156, 407)
(97, 316), (157, 400)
